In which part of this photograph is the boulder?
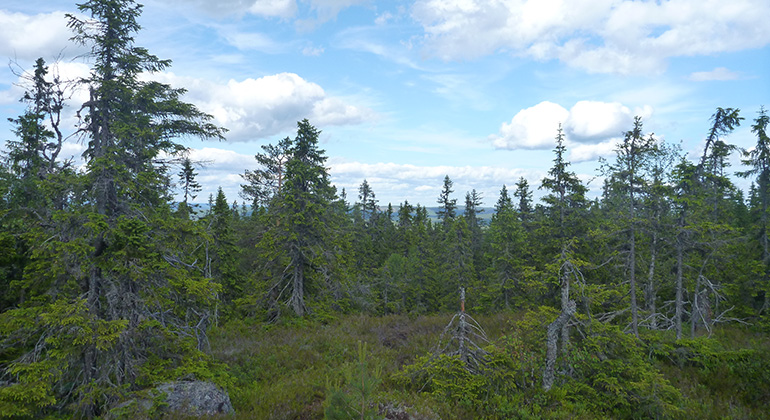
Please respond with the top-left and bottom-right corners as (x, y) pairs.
(110, 381), (233, 418)
(156, 381), (233, 416)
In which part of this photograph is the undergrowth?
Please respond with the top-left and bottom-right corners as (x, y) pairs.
(204, 311), (769, 420)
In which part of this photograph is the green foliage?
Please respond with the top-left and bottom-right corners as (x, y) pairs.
(661, 335), (770, 411)
(562, 322), (683, 419)
(0, 299), (126, 418)
(323, 341), (381, 420)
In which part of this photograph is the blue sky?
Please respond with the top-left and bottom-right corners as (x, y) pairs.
(1, 0), (769, 208)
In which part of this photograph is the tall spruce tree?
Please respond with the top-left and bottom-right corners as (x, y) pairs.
(358, 179), (377, 223)
(603, 116), (657, 337)
(738, 107), (770, 313)
(539, 125), (587, 353)
(0, 1), (225, 417)
(540, 125), (588, 243)
(485, 185), (527, 308)
(258, 119), (337, 317)
(437, 175), (457, 226)
(513, 176), (534, 226)
(179, 157), (201, 205)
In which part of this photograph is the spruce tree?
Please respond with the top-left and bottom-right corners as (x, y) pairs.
(738, 107), (770, 313)
(437, 175), (457, 226)
(0, 1), (225, 416)
(179, 157), (201, 205)
(603, 116), (657, 337)
(256, 120), (337, 317)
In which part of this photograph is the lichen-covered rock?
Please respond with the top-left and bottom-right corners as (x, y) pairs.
(155, 381), (233, 416)
(110, 381), (233, 418)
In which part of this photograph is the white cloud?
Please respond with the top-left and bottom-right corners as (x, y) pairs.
(295, 0), (371, 31)
(328, 159), (545, 205)
(411, 0), (770, 74)
(307, 0), (371, 21)
(564, 101), (634, 142)
(489, 101), (569, 149)
(491, 100), (653, 160)
(148, 72), (374, 142)
(375, 11), (393, 25)
(569, 139), (620, 163)
(189, 147), (256, 170)
(169, 147), (549, 207)
(0, 10), (82, 61)
(248, 0), (298, 18)
(302, 45), (325, 56)
(689, 67), (741, 82)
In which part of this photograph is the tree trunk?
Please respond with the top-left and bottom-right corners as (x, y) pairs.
(543, 300), (576, 391)
(762, 188), (770, 313)
(291, 265), (305, 316)
(560, 249), (571, 356)
(629, 217), (639, 337)
(675, 232), (684, 340)
(691, 274), (701, 338)
(646, 231), (658, 330)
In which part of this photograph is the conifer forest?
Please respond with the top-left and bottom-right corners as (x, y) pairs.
(1, 1), (769, 419)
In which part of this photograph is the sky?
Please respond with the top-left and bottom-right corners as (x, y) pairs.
(1, 0), (769, 208)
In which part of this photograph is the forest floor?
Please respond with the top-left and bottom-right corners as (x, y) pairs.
(196, 311), (769, 420)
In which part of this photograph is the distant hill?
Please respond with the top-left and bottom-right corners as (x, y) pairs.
(183, 203), (497, 222)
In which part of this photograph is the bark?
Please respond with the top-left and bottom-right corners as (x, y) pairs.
(543, 300), (576, 391)
(646, 232), (658, 330)
(629, 224), (639, 337)
(560, 253), (571, 356)
(675, 233), (684, 340)
(291, 264), (305, 316)
(760, 189), (770, 313)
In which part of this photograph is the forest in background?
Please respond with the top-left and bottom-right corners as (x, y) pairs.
(1, 1), (769, 419)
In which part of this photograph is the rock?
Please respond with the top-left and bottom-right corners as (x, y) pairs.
(110, 381), (233, 418)
(156, 381), (234, 416)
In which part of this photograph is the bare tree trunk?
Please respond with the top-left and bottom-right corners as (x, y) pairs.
(543, 300), (576, 391)
(762, 193), (770, 313)
(560, 256), (570, 356)
(646, 231), (658, 329)
(629, 220), (639, 337)
(291, 265), (305, 316)
(691, 273), (701, 338)
(675, 233), (684, 340)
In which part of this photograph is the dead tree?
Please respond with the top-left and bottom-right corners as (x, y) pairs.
(434, 287), (490, 374)
(543, 299), (576, 391)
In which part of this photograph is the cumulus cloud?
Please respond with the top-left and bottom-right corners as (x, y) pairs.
(411, 0), (770, 74)
(491, 100), (652, 161)
(564, 101), (634, 142)
(167, 147), (550, 207)
(569, 139), (620, 163)
(0, 10), (82, 61)
(328, 159), (546, 205)
(248, 0), (298, 18)
(489, 101), (569, 150)
(148, 72), (374, 142)
(689, 67), (741, 82)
